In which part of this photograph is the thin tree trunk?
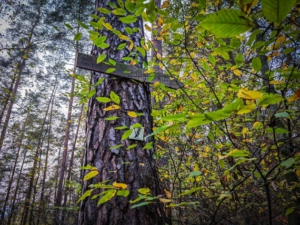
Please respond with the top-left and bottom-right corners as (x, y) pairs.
(78, 1), (165, 224)
(0, 75), (16, 126)
(54, 44), (78, 225)
(6, 137), (30, 225)
(37, 90), (56, 225)
(0, 4), (40, 153)
(20, 84), (57, 225)
(61, 104), (84, 224)
(0, 114), (28, 225)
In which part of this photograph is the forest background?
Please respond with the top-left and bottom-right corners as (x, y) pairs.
(0, 0), (300, 225)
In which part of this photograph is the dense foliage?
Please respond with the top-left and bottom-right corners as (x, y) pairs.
(1, 0), (300, 224)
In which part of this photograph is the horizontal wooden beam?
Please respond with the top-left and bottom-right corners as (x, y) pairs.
(76, 53), (183, 90)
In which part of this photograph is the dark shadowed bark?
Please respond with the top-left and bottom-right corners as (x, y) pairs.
(78, 1), (165, 225)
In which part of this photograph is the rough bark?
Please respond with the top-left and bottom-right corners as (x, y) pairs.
(78, 1), (165, 224)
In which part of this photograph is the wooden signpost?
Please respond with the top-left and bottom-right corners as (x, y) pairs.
(75, 52), (183, 89)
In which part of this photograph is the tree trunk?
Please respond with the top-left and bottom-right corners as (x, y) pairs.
(20, 85), (56, 225)
(37, 90), (56, 225)
(54, 47), (78, 225)
(0, 6), (40, 152)
(0, 114), (28, 225)
(78, 1), (165, 224)
(62, 104), (84, 224)
(6, 137), (30, 225)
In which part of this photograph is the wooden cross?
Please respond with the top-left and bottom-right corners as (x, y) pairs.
(75, 53), (183, 89)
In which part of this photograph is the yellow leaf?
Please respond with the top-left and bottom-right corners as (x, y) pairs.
(127, 111), (137, 117)
(113, 182), (127, 190)
(130, 59), (136, 65)
(170, 59), (176, 65)
(103, 22), (113, 30)
(157, 17), (164, 26)
(237, 102), (256, 114)
(103, 104), (120, 111)
(296, 170), (300, 177)
(230, 65), (237, 70)
(159, 198), (172, 203)
(233, 69), (242, 76)
(269, 80), (284, 84)
(190, 52), (196, 58)
(287, 89), (300, 102)
(84, 170), (98, 180)
(119, 35), (130, 41)
(154, 81), (160, 87)
(276, 35), (286, 44)
(237, 88), (263, 100)
(161, 0), (169, 8)
(145, 24), (151, 31)
(156, 53), (162, 60)
(159, 62), (164, 69)
(129, 40), (134, 51)
(144, 69), (155, 74)
(164, 189), (172, 199)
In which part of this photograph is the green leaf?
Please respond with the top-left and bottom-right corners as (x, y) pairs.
(109, 59), (116, 66)
(143, 142), (153, 150)
(126, 144), (137, 150)
(112, 8), (127, 16)
(131, 201), (151, 209)
(77, 19), (89, 29)
(125, 27), (133, 35)
(145, 124), (180, 139)
(110, 144), (122, 150)
(252, 57), (262, 72)
(125, 0), (135, 13)
(64, 23), (73, 30)
(115, 126), (128, 130)
(87, 89), (96, 98)
(97, 7), (111, 14)
(96, 97), (111, 103)
(286, 207), (295, 216)
(96, 42), (109, 49)
(74, 32), (82, 41)
(105, 116), (119, 121)
(205, 110), (230, 121)
(110, 91), (120, 104)
(117, 189), (130, 197)
(97, 190), (116, 205)
(94, 78), (105, 86)
(161, 113), (187, 122)
(235, 53), (244, 65)
(201, 9), (253, 38)
(281, 158), (295, 169)
(189, 171), (202, 177)
(84, 170), (98, 180)
(77, 190), (92, 203)
(122, 129), (133, 140)
(261, 0), (296, 24)
(186, 114), (211, 128)
(106, 68), (116, 73)
(258, 93), (283, 107)
(180, 187), (202, 196)
(119, 15), (137, 24)
(117, 43), (127, 50)
(131, 123), (142, 128)
(136, 47), (146, 57)
(138, 188), (151, 195)
(97, 54), (106, 64)
(275, 112), (290, 118)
